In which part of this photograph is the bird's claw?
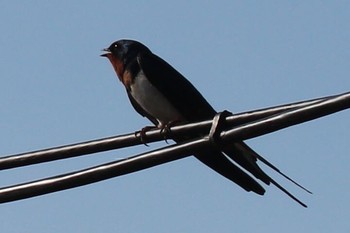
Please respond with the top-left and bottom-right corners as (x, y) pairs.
(136, 121), (182, 146)
(160, 120), (182, 144)
(160, 125), (171, 144)
(135, 126), (157, 146)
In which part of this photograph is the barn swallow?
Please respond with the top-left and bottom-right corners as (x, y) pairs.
(101, 39), (308, 207)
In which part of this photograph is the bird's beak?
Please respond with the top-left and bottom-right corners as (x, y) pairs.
(100, 48), (111, 57)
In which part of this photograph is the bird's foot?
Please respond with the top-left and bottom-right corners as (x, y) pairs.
(136, 126), (158, 146)
(160, 120), (182, 144)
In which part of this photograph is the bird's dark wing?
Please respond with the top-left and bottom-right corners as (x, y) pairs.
(193, 147), (266, 195)
(137, 52), (216, 122)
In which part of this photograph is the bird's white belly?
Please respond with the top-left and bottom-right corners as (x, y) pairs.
(129, 71), (184, 126)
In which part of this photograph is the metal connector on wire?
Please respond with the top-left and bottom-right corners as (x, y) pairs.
(209, 110), (232, 145)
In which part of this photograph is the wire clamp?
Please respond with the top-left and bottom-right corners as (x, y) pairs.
(208, 110), (232, 145)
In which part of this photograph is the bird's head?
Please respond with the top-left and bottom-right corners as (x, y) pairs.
(101, 39), (150, 65)
(101, 39), (150, 79)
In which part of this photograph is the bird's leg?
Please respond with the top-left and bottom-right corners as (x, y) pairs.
(135, 126), (158, 146)
(160, 120), (183, 144)
(136, 120), (184, 145)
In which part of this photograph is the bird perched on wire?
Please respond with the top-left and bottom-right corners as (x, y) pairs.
(101, 39), (310, 207)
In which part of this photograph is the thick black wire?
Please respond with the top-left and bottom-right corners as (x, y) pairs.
(0, 138), (211, 204)
(0, 91), (349, 204)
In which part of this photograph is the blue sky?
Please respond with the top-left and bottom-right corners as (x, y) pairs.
(1, 1), (350, 232)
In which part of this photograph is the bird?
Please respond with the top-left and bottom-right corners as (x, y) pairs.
(101, 39), (310, 207)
